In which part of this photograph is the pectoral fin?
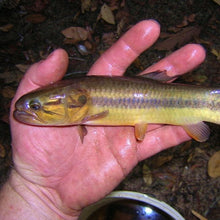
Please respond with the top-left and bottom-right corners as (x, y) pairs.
(81, 110), (109, 124)
(182, 122), (210, 142)
(77, 125), (88, 143)
(140, 70), (177, 82)
(135, 123), (148, 141)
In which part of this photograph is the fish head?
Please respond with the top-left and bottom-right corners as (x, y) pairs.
(13, 84), (90, 126)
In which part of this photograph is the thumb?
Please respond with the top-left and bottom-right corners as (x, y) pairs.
(15, 49), (69, 98)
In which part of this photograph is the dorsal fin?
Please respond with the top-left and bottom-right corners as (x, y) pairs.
(140, 70), (177, 82)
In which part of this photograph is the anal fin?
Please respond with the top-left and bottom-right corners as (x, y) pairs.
(182, 122), (210, 142)
(135, 123), (148, 141)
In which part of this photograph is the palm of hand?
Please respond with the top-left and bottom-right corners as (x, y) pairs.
(10, 20), (205, 212)
(11, 116), (138, 209)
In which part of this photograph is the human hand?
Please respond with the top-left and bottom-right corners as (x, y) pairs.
(9, 20), (205, 218)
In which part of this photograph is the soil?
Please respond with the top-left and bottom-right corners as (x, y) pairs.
(0, 0), (219, 219)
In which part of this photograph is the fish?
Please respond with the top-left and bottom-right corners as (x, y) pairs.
(13, 73), (220, 142)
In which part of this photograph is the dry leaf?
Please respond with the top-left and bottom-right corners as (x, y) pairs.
(155, 26), (201, 51)
(150, 155), (173, 168)
(0, 0), (20, 9)
(0, 23), (14, 32)
(208, 151), (220, 178)
(176, 16), (188, 28)
(25, 14), (46, 24)
(188, 13), (196, 22)
(211, 48), (220, 60)
(102, 32), (117, 46)
(0, 143), (6, 158)
(192, 210), (207, 220)
(142, 164), (152, 186)
(81, 0), (91, 13)
(0, 70), (23, 84)
(2, 86), (15, 98)
(61, 27), (88, 44)
(100, 3), (115, 25)
(16, 64), (30, 73)
(213, 0), (220, 6)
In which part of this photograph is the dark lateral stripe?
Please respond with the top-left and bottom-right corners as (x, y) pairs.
(92, 96), (211, 109)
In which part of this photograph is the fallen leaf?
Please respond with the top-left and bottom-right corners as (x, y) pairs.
(142, 164), (152, 186)
(102, 32), (117, 46)
(116, 10), (130, 35)
(84, 40), (93, 50)
(2, 86), (16, 98)
(154, 26), (201, 51)
(208, 151), (220, 178)
(0, 23), (14, 32)
(213, 0), (220, 6)
(1, 0), (20, 9)
(192, 210), (207, 220)
(188, 13), (196, 22)
(28, 0), (49, 12)
(176, 16), (188, 28)
(176, 14), (196, 28)
(0, 143), (6, 158)
(108, 0), (121, 10)
(61, 27), (88, 44)
(15, 64), (30, 73)
(150, 155), (173, 168)
(81, 0), (91, 13)
(100, 3), (115, 25)
(0, 70), (23, 84)
(211, 48), (220, 60)
(25, 14), (46, 24)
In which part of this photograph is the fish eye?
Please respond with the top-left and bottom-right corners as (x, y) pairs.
(29, 100), (41, 110)
(78, 95), (87, 105)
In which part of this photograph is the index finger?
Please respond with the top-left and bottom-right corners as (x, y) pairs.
(88, 20), (160, 76)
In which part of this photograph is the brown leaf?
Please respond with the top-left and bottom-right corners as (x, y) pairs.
(61, 27), (88, 44)
(150, 155), (173, 168)
(188, 13), (196, 22)
(0, 70), (23, 84)
(25, 14), (46, 24)
(0, 23), (14, 32)
(15, 64), (30, 73)
(81, 0), (91, 13)
(155, 26), (201, 51)
(176, 16), (189, 28)
(192, 210), (208, 220)
(211, 48), (220, 60)
(102, 32), (117, 47)
(142, 164), (152, 186)
(208, 151), (220, 178)
(0, 143), (6, 158)
(213, 0), (220, 6)
(27, 0), (49, 12)
(100, 3), (115, 25)
(2, 86), (16, 98)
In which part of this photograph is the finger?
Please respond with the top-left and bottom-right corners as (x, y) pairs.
(143, 44), (206, 76)
(137, 125), (190, 161)
(88, 20), (160, 76)
(16, 49), (69, 97)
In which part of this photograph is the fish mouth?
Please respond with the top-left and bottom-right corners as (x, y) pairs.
(13, 109), (45, 125)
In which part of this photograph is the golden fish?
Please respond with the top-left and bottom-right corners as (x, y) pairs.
(14, 74), (220, 142)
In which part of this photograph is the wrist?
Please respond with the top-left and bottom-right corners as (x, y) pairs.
(0, 169), (80, 220)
